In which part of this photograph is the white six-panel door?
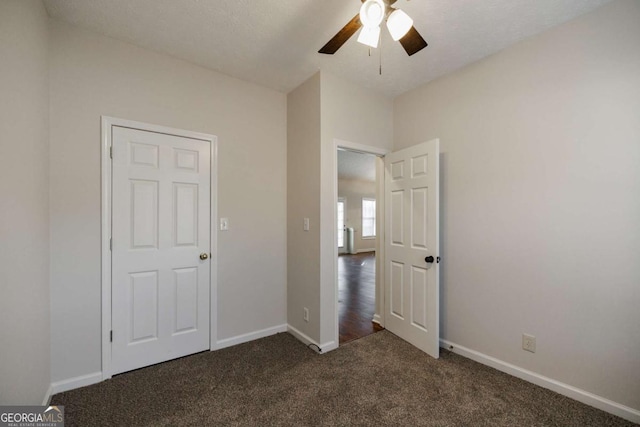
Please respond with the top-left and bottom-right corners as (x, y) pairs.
(384, 140), (439, 358)
(111, 126), (211, 375)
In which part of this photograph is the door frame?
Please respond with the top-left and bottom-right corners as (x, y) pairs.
(332, 139), (389, 346)
(100, 116), (218, 380)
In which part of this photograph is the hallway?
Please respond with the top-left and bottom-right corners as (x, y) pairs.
(338, 252), (378, 344)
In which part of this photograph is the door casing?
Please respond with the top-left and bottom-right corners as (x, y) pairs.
(332, 139), (389, 347)
(101, 116), (218, 380)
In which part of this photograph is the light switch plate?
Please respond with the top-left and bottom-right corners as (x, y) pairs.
(220, 218), (229, 231)
(303, 218), (310, 231)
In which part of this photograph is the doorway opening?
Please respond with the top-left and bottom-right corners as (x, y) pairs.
(337, 149), (383, 344)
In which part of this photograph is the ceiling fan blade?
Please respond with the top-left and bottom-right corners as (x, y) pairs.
(319, 14), (362, 54)
(399, 26), (428, 56)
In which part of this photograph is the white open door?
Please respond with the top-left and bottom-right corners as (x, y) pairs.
(111, 126), (211, 375)
(384, 139), (439, 358)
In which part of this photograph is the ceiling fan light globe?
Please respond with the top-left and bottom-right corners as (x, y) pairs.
(359, 0), (385, 28)
(387, 9), (413, 41)
(357, 26), (381, 48)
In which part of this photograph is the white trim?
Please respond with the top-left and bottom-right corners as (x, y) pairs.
(440, 339), (640, 424)
(374, 156), (385, 329)
(101, 116), (218, 380)
(287, 324), (323, 353)
(356, 248), (376, 254)
(50, 372), (103, 395)
(331, 144), (340, 347)
(319, 340), (338, 353)
(100, 117), (112, 380)
(42, 384), (53, 406)
(335, 139), (389, 157)
(372, 314), (383, 326)
(215, 324), (287, 350)
(208, 135), (219, 353)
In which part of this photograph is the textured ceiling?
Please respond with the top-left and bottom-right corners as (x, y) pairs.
(44, 0), (612, 97)
(338, 150), (377, 182)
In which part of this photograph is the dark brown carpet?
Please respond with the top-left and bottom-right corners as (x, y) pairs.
(52, 331), (635, 426)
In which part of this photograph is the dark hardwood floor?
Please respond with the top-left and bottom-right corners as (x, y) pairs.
(338, 252), (379, 344)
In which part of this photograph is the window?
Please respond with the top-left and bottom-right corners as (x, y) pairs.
(362, 198), (376, 238)
(337, 199), (345, 247)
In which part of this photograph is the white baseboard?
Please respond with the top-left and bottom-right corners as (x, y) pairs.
(47, 326), (289, 397)
(319, 340), (338, 353)
(287, 324), (321, 352)
(372, 314), (383, 326)
(440, 339), (640, 424)
(42, 384), (53, 406)
(50, 371), (102, 396)
(215, 324), (288, 351)
(286, 324), (339, 354)
(357, 248), (375, 254)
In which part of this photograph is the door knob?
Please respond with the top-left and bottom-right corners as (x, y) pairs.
(425, 256), (434, 263)
(200, 253), (209, 260)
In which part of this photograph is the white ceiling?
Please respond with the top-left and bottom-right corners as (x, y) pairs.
(43, 0), (612, 97)
(338, 150), (377, 182)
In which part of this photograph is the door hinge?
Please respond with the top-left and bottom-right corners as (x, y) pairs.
(110, 330), (113, 342)
(109, 146), (113, 159)
(110, 238), (112, 251)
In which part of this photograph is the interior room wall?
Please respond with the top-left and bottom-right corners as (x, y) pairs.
(0, 0), (51, 405)
(286, 71), (392, 348)
(394, 0), (640, 412)
(287, 72), (322, 342)
(49, 20), (287, 384)
(319, 72), (393, 346)
(338, 178), (377, 253)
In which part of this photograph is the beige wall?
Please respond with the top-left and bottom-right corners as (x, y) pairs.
(338, 178), (377, 253)
(0, 0), (51, 404)
(49, 21), (287, 383)
(394, 0), (640, 410)
(287, 73), (322, 341)
(2, 0), (635, 415)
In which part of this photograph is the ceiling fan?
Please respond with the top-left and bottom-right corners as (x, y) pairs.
(319, 0), (427, 56)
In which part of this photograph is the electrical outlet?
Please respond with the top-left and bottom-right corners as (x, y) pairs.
(303, 307), (309, 322)
(522, 333), (536, 353)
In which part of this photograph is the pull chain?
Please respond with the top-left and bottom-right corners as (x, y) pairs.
(379, 33), (383, 75)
